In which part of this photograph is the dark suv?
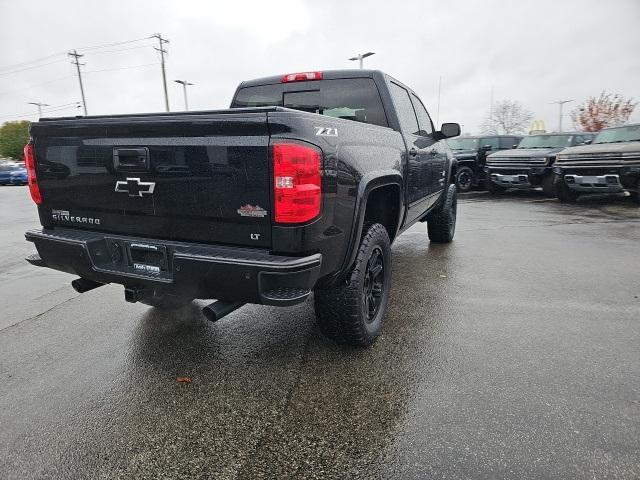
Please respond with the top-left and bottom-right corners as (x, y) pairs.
(446, 135), (522, 192)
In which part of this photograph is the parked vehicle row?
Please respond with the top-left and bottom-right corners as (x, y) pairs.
(449, 124), (639, 203)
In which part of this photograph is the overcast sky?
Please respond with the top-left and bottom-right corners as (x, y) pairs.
(1, 0), (639, 134)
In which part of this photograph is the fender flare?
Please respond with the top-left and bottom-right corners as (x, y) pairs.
(338, 171), (403, 277)
(429, 156), (457, 212)
(447, 156), (458, 184)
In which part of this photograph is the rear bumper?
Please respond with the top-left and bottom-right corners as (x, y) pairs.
(25, 228), (321, 306)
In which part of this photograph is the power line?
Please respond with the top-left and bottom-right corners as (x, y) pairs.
(77, 36), (152, 52)
(0, 76), (74, 96)
(0, 58), (68, 77)
(84, 63), (158, 74)
(69, 50), (88, 115)
(85, 43), (156, 56)
(0, 52), (67, 73)
(0, 36), (151, 73)
(0, 102), (82, 121)
(151, 33), (170, 112)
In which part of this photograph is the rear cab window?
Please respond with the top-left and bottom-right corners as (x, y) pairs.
(231, 78), (388, 128)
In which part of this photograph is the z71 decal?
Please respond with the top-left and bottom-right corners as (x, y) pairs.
(315, 126), (338, 137)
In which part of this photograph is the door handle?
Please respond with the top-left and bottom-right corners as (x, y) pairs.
(113, 147), (150, 171)
(408, 148), (418, 157)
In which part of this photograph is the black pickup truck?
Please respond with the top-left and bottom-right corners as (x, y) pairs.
(23, 69), (460, 346)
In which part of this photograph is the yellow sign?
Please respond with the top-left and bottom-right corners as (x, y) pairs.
(529, 120), (546, 134)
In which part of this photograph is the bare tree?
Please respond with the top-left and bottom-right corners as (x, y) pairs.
(570, 91), (636, 132)
(481, 100), (534, 135)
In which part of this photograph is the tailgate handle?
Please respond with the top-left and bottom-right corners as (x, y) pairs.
(113, 147), (149, 171)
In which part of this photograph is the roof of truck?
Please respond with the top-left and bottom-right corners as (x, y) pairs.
(239, 69), (385, 87)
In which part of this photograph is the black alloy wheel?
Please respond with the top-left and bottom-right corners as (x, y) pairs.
(362, 246), (384, 323)
(456, 166), (474, 192)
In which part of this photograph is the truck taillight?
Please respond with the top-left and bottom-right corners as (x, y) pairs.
(281, 71), (323, 83)
(272, 142), (321, 224)
(23, 142), (42, 205)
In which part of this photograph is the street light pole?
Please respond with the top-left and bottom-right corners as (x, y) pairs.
(552, 99), (573, 132)
(348, 52), (375, 69)
(28, 101), (50, 118)
(174, 80), (194, 111)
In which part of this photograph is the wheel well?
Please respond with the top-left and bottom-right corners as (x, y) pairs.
(363, 184), (401, 242)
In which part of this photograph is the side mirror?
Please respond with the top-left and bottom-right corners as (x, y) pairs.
(583, 139), (592, 145)
(481, 144), (493, 152)
(512, 144), (518, 149)
(439, 122), (460, 139)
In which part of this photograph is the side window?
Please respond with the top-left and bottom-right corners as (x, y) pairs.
(409, 93), (434, 136)
(389, 82), (419, 135)
(481, 137), (500, 150)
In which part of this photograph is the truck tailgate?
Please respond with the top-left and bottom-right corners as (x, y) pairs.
(30, 110), (273, 248)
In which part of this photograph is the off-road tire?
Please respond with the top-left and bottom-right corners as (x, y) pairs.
(427, 183), (457, 243)
(553, 174), (578, 203)
(139, 291), (193, 310)
(314, 223), (391, 347)
(541, 174), (554, 197)
(455, 166), (475, 193)
(486, 178), (505, 195)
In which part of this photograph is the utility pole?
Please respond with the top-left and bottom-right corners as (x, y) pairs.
(348, 52), (375, 69)
(28, 101), (50, 118)
(174, 80), (194, 111)
(68, 50), (88, 115)
(152, 33), (170, 112)
(552, 99), (573, 132)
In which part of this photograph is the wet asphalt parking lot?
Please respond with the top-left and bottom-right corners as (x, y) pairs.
(0, 185), (639, 479)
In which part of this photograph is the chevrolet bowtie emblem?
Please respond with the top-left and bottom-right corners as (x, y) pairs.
(115, 178), (156, 197)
